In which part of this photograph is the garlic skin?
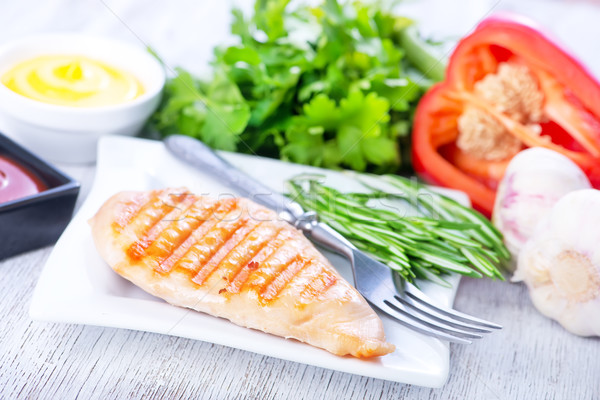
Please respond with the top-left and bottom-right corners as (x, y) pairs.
(492, 148), (591, 262)
(514, 189), (600, 337)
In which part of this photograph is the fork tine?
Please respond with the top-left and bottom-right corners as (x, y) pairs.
(392, 295), (494, 333)
(382, 299), (484, 339)
(404, 282), (502, 329)
(373, 301), (475, 344)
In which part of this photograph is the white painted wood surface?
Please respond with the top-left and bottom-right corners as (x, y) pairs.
(1, 0), (600, 398)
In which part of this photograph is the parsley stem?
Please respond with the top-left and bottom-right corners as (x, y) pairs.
(397, 25), (447, 82)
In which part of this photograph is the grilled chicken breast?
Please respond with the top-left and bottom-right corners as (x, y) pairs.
(89, 188), (394, 358)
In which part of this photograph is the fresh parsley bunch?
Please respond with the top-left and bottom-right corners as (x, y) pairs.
(152, 0), (445, 172)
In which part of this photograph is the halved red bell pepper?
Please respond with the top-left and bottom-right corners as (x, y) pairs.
(412, 13), (600, 217)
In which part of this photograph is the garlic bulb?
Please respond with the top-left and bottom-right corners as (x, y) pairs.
(514, 189), (600, 337)
(493, 148), (591, 262)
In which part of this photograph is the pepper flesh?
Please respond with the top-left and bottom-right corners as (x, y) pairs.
(412, 14), (600, 216)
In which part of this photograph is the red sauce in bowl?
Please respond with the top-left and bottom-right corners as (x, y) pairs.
(0, 155), (46, 203)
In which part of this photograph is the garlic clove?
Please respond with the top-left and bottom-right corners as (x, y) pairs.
(515, 189), (600, 337)
(493, 147), (591, 264)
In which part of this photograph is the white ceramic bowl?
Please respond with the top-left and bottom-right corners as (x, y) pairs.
(0, 34), (165, 163)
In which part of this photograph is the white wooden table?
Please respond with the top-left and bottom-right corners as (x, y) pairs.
(1, 0), (600, 398)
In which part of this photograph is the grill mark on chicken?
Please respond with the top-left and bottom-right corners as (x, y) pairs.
(192, 217), (262, 285)
(228, 230), (294, 291)
(225, 226), (287, 294)
(174, 201), (251, 275)
(116, 189), (187, 232)
(207, 223), (281, 283)
(112, 192), (154, 233)
(255, 254), (299, 299)
(126, 190), (191, 261)
(159, 199), (237, 273)
(261, 257), (313, 301)
(299, 269), (338, 303)
(233, 230), (296, 294)
(150, 197), (221, 272)
(244, 239), (310, 297)
(136, 195), (213, 265)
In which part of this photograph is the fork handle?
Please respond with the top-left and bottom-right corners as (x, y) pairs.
(302, 221), (355, 259)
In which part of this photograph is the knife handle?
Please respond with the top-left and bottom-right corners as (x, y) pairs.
(165, 135), (305, 220)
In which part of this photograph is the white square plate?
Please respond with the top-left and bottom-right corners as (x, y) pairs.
(30, 136), (465, 387)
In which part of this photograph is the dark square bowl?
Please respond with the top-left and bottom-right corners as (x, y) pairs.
(0, 133), (79, 260)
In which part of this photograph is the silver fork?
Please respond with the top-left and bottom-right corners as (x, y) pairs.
(165, 135), (501, 344)
(300, 218), (501, 344)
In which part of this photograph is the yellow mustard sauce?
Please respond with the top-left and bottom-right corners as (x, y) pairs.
(1, 55), (144, 107)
